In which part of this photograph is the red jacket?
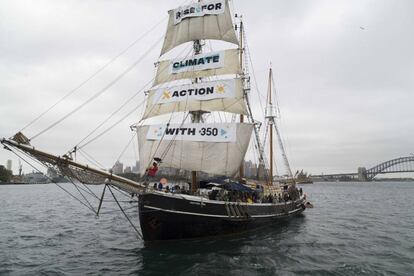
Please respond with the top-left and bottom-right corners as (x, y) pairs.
(147, 166), (158, 177)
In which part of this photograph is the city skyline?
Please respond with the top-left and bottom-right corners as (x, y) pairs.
(1, 0), (413, 176)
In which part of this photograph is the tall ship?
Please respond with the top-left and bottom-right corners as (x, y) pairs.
(2, 0), (308, 241)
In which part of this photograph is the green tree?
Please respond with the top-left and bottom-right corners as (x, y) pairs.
(0, 165), (12, 182)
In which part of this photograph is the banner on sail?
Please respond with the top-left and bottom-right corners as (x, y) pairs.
(143, 79), (247, 119)
(154, 49), (240, 86)
(146, 123), (236, 142)
(161, 0), (238, 55)
(153, 79), (235, 104)
(138, 123), (254, 176)
(174, 0), (225, 25)
(170, 50), (224, 74)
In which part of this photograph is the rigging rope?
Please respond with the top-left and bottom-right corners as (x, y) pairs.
(241, 22), (272, 182)
(110, 184), (138, 200)
(107, 185), (143, 239)
(7, 141), (144, 238)
(19, 16), (169, 134)
(77, 100), (146, 149)
(78, 149), (106, 170)
(30, 34), (164, 141)
(141, 90), (249, 178)
(67, 176), (97, 213)
(270, 71), (282, 118)
(132, 132), (139, 167)
(135, 45), (193, 127)
(73, 88), (147, 149)
(74, 43), (193, 152)
(8, 146), (98, 214)
(243, 24), (266, 119)
(79, 181), (101, 200)
(115, 131), (137, 162)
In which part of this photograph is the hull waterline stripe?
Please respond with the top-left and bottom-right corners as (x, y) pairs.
(143, 205), (229, 217)
(143, 205), (303, 218)
(148, 191), (306, 206)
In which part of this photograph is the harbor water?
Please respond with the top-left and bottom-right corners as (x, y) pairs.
(0, 181), (413, 275)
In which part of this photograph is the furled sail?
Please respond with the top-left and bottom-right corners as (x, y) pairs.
(160, 0), (238, 56)
(142, 78), (247, 119)
(153, 49), (241, 86)
(137, 123), (253, 176)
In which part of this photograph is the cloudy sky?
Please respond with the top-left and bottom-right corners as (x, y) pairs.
(1, 0), (413, 176)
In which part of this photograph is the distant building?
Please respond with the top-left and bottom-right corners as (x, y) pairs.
(244, 160), (255, 178)
(23, 172), (48, 183)
(112, 161), (123, 174)
(132, 161), (140, 174)
(251, 165), (258, 178)
(6, 160), (12, 173)
(124, 166), (132, 173)
(257, 163), (265, 180)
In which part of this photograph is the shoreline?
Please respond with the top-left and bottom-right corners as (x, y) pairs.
(0, 182), (53, 185)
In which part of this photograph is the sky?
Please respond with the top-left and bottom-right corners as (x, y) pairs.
(1, 0), (413, 176)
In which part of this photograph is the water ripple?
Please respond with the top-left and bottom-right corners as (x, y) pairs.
(1, 182), (414, 275)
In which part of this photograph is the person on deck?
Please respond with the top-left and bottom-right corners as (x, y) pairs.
(144, 162), (159, 187)
(158, 177), (168, 192)
(146, 162), (158, 178)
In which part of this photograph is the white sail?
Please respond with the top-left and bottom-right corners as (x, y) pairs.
(153, 49), (241, 86)
(142, 78), (247, 119)
(161, 0), (238, 56)
(138, 123), (253, 176)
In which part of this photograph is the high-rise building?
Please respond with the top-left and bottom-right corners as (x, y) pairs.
(112, 161), (123, 174)
(257, 163), (265, 180)
(132, 161), (140, 173)
(124, 166), (132, 173)
(6, 160), (12, 173)
(244, 160), (254, 177)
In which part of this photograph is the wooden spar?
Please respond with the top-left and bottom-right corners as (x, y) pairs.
(1, 138), (145, 194)
(238, 19), (244, 181)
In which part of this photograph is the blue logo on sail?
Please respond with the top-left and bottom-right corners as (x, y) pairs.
(220, 128), (228, 138)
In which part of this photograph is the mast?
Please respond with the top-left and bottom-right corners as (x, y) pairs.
(188, 0), (203, 193)
(238, 19), (244, 181)
(266, 66), (295, 184)
(4, 0), (252, 195)
(190, 38), (202, 193)
(266, 63), (281, 185)
(267, 67), (274, 185)
(237, 16), (267, 182)
(138, 0), (251, 183)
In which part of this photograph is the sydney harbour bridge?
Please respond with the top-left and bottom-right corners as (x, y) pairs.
(313, 156), (414, 181)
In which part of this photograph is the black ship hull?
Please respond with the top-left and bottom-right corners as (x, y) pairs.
(138, 191), (306, 241)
